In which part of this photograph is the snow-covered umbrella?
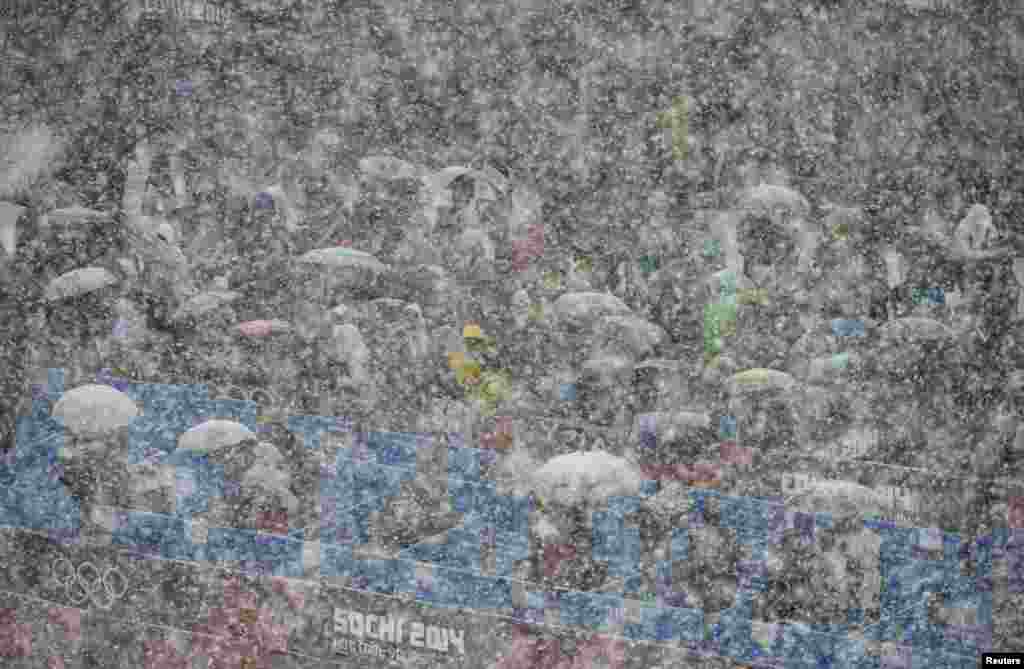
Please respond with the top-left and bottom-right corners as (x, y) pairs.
(177, 419), (256, 453)
(531, 450), (644, 508)
(295, 246), (390, 299)
(171, 290), (240, 324)
(43, 206), (111, 226)
(297, 247), (388, 273)
(727, 368), (797, 396)
(44, 267), (118, 302)
(785, 479), (897, 520)
(52, 384), (139, 437)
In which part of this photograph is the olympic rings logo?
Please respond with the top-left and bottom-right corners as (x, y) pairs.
(51, 558), (127, 610)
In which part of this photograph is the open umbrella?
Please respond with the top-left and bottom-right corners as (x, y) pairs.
(43, 206), (111, 226)
(532, 450), (644, 508)
(785, 479), (896, 520)
(727, 369), (797, 396)
(295, 246), (390, 300)
(44, 267), (118, 302)
(52, 384), (139, 437)
(171, 290), (240, 325)
(177, 420), (256, 454)
(235, 319), (292, 338)
(297, 246), (388, 272)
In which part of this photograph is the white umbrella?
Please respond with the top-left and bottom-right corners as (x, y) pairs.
(171, 290), (240, 323)
(785, 479), (897, 520)
(297, 247), (388, 273)
(553, 291), (632, 325)
(532, 450), (644, 507)
(727, 368), (797, 395)
(44, 206), (111, 225)
(0, 201), (25, 257)
(358, 155), (424, 182)
(235, 319), (292, 338)
(52, 384), (139, 437)
(177, 419), (256, 453)
(737, 183), (810, 218)
(44, 267), (118, 302)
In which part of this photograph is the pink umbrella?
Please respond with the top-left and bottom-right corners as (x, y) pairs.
(236, 319), (291, 338)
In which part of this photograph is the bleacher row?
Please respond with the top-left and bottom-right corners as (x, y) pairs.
(1, 368), (1019, 668)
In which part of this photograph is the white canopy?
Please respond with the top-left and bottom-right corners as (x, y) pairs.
(177, 419), (256, 453)
(52, 384), (139, 437)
